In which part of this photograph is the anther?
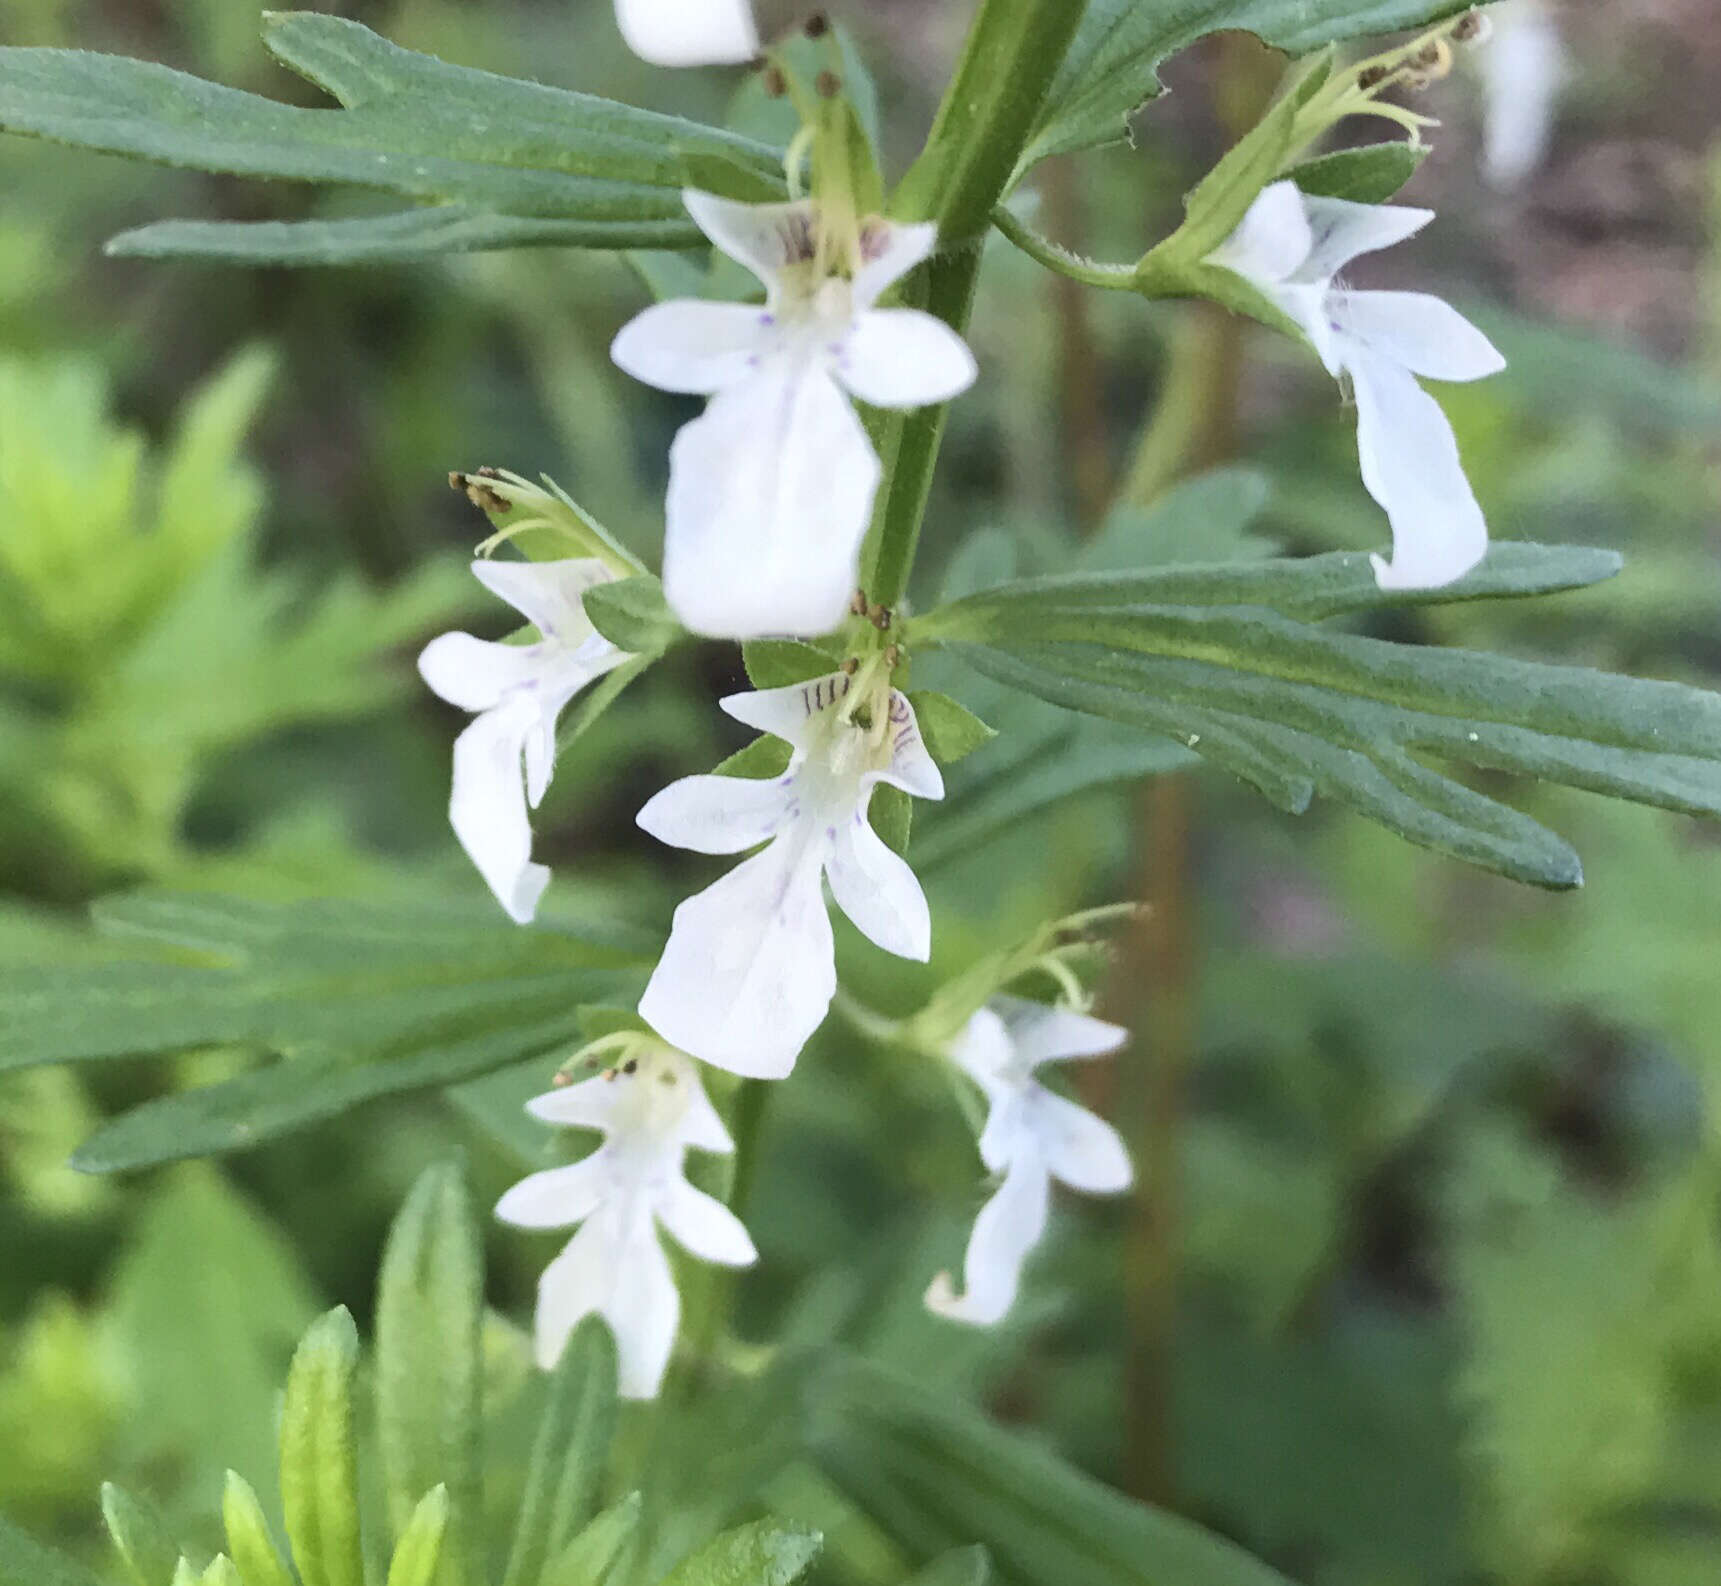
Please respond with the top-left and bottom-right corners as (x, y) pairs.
(882, 643), (901, 668)
(816, 69), (841, 98)
(1356, 64), (1392, 90)
(762, 64), (787, 97)
(849, 588), (869, 616)
(450, 470), (509, 513)
(622, 1058), (639, 1075)
(867, 602), (892, 630)
(841, 657), (860, 675)
(804, 12), (829, 37)
(1450, 10), (1489, 43)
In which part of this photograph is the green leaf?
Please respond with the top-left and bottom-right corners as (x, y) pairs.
(714, 736), (795, 781)
(1077, 467), (1273, 574)
(386, 1488), (450, 1586)
(922, 548), (1721, 887)
(1288, 140), (1428, 203)
(872, 784), (913, 856)
(109, 207), (696, 266)
(222, 1472), (296, 1586)
(540, 1494), (644, 1586)
(656, 1522), (822, 1586)
(0, 15), (784, 259)
(200, 1559), (241, 1586)
(903, 1548), (992, 1586)
(582, 575), (681, 657)
(1024, 0), (1471, 166)
(376, 1160), (484, 1586)
(0, 1521), (107, 1586)
(0, 892), (644, 1167)
(808, 1355), (1291, 1586)
(909, 692), (997, 765)
(743, 639), (843, 690)
(101, 1482), (182, 1586)
(502, 1319), (619, 1586)
(280, 1308), (366, 1586)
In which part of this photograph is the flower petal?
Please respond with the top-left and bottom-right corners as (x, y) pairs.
(720, 671), (849, 748)
(853, 218), (938, 308)
(613, 0), (758, 68)
(638, 842), (835, 1077)
(949, 1007), (1015, 1088)
(527, 1074), (627, 1132)
(1482, 0), (1566, 190)
(1348, 347), (1490, 590)
(872, 690), (945, 801)
(837, 309), (978, 408)
(682, 191), (817, 289)
(449, 701), (549, 924)
(471, 557), (610, 646)
(825, 811), (931, 961)
(1297, 196), (1434, 282)
(924, 1157), (1050, 1326)
(1028, 1091), (1133, 1194)
(1333, 291), (1507, 383)
(535, 1211), (680, 1396)
(611, 301), (774, 395)
(663, 367), (878, 638)
(494, 1156), (608, 1230)
(636, 771), (795, 855)
(994, 995), (1129, 1068)
(656, 1178), (758, 1266)
(673, 1062), (735, 1155)
(418, 631), (548, 714)
(1210, 179), (1313, 286)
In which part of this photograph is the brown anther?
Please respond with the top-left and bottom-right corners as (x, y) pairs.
(622, 1058), (639, 1075)
(867, 602), (892, 631)
(474, 465), (503, 478)
(1413, 39), (1444, 68)
(603, 1067), (618, 1081)
(882, 643), (901, 668)
(1450, 10), (1488, 42)
(449, 470), (509, 514)
(849, 588), (869, 616)
(815, 69), (841, 98)
(552, 1069), (573, 1087)
(1356, 63), (1392, 90)
(840, 656), (861, 675)
(762, 64), (787, 97)
(804, 11), (829, 37)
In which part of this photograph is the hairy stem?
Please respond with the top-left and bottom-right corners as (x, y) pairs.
(861, 0), (1085, 612)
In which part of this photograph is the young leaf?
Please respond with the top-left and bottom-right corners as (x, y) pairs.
(222, 1472), (296, 1586)
(809, 1355), (1291, 1586)
(872, 783), (913, 856)
(279, 1308), (366, 1586)
(1288, 141), (1428, 204)
(582, 576), (681, 658)
(713, 737), (795, 781)
(386, 1488), (450, 1586)
(502, 1319), (619, 1586)
(909, 692), (998, 765)
(200, 1561), (241, 1586)
(377, 1161), (484, 1586)
(101, 1482), (181, 1586)
(540, 1494), (644, 1586)
(655, 1522), (822, 1586)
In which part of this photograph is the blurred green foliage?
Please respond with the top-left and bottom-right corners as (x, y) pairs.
(1, 3), (1720, 1586)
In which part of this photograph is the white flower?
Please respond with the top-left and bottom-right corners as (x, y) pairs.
(495, 1043), (756, 1398)
(614, 0), (758, 67)
(1479, 0), (1565, 191)
(418, 558), (628, 924)
(1210, 180), (1506, 591)
(611, 193), (978, 639)
(926, 996), (1132, 1326)
(636, 668), (944, 1077)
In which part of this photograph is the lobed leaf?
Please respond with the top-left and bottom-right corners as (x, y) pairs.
(377, 1161), (485, 1586)
(923, 554), (1721, 886)
(0, 892), (645, 1168)
(0, 14), (784, 260)
(1024, 0), (1472, 168)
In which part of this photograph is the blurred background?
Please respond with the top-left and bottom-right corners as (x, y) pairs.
(1, 2), (1719, 1583)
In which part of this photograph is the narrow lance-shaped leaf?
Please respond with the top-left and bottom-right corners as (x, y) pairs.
(502, 1319), (620, 1586)
(279, 1308), (367, 1586)
(386, 1488), (450, 1586)
(377, 1160), (484, 1586)
(101, 1483), (182, 1586)
(222, 1473), (296, 1586)
(540, 1494), (644, 1586)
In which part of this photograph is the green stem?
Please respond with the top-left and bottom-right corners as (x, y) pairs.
(859, 0), (1086, 614)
